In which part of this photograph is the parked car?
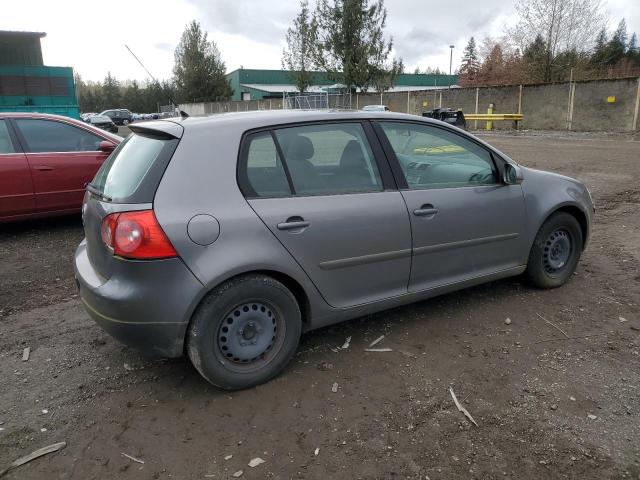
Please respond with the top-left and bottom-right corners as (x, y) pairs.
(81, 112), (97, 122)
(361, 104), (390, 111)
(75, 110), (594, 390)
(0, 112), (121, 222)
(99, 109), (132, 126)
(86, 114), (118, 133)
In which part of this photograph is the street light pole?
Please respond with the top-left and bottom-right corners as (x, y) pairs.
(449, 45), (455, 89)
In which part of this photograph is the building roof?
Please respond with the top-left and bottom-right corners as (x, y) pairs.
(228, 68), (457, 88)
(242, 83), (455, 94)
(0, 30), (46, 38)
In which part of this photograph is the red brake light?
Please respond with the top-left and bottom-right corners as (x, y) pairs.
(100, 210), (177, 259)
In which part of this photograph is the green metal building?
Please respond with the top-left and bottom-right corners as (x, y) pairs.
(226, 68), (458, 102)
(0, 31), (80, 119)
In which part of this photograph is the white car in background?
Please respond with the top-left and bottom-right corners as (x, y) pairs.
(361, 105), (390, 112)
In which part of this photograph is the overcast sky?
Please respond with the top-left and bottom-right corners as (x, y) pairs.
(2, 0), (639, 82)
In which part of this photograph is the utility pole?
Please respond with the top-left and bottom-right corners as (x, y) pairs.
(449, 45), (455, 89)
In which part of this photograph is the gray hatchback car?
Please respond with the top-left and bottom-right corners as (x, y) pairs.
(75, 110), (594, 389)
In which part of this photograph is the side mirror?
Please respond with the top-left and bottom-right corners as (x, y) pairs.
(503, 163), (523, 185)
(99, 140), (116, 152)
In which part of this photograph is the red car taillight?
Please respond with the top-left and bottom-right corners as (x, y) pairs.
(100, 210), (177, 259)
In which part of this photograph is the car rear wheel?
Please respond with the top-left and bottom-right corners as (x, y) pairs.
(525, 212), (583, 289)
(187, 274), (301, 390)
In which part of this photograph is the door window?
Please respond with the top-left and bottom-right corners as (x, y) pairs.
(15, 119), (103, 153)
(240, 132), (291, 198)
(0, 120), (15, 153)
(274, 123), (383, 196)
(379, 122), (497, 189)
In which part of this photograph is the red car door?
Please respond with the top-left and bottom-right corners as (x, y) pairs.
(13, 118), (113, 213)
(0, 119), (35, 218)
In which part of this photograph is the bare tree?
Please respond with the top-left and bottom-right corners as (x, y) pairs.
(507, 0), (607, 81)
(509, 0), (606, 55)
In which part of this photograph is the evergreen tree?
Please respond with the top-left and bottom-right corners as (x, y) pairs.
(312, 0), (394, 92)
(282, 0), (318, 93)
(605, 18), (628, 64)
(173, 20), (233, 102)
(458, 37), (480, 85)
(122, 80), (144, 113)
(591, 28), (609, 66)
(628, 33), (639, 64)
(523, 34), (549, 82)
(102, 72), (121, 109)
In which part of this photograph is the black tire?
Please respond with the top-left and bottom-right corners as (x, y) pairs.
(525, 212), (583, 289)
(187, 275), (301, 390)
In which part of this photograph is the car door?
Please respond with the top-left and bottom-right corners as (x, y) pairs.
(13, 118), (111, 213)
(375, 121), (528, 293)
(241, 122), (412, 308)
(0, 118), (35, 218)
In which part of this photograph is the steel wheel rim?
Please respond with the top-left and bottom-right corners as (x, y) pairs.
(543, 228), (572, 274)
(215, 300), (285, 372)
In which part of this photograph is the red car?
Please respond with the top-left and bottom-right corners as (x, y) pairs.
(0, 113), (122, 222)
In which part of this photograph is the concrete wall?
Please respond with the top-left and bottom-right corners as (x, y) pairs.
(178, 77), (640, 132)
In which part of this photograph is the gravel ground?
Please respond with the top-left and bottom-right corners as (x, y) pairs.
(0, 131), (639, 479)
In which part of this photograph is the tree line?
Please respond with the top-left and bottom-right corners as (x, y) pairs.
(78, 0), (640, 113)
(458, 0), (640, 87)
(76, 20), (232, 113)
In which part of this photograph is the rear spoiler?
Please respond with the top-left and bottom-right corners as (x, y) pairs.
(129, 121), (184, 139)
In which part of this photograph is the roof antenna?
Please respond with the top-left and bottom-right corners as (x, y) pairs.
(124, 44), (189, 118)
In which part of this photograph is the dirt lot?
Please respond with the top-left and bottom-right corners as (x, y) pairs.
(1, 131), (639, 479)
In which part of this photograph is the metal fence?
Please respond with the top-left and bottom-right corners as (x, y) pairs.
(284, 92), (353, 109)
(171, 77), (640, 132)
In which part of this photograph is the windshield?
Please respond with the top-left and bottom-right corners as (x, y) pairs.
(90, 134), (173, 201)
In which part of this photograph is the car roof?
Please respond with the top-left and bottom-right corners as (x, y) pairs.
(131, 109), (514, 162)
(140, 109), (444, 135)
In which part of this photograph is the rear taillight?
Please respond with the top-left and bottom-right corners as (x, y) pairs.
(100, 210), (177, 259)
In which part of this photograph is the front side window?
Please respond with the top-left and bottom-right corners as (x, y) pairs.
(274, 123), (383, 196)
(15, 119), (103, 153)
(379, 122), (498, 189)
(0, 120), (15, 154)
(242, 132), (291, 198)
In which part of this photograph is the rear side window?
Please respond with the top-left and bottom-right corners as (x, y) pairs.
(273, 123), (383, 196)
(91, 133), (178, 202)
(15, 118), (103, 152)
(241, 132), (291, 198)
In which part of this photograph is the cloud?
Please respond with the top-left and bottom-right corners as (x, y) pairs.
(1, 0), (638, 81)
(184, 0), (297, 43)
(154, 42), (174, 52)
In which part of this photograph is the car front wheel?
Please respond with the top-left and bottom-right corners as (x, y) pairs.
(187, 274), (302, 390)
(525, 212), (583, 289)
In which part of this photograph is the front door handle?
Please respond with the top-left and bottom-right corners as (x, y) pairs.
(277, 217), (310, 231)
(33, 165), (54, 171)
(413, 204), (438, 217)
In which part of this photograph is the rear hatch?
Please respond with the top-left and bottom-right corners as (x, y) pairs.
(83, 122), (182, 280)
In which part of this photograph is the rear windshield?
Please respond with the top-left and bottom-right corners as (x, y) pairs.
(90, 133), (178, 203)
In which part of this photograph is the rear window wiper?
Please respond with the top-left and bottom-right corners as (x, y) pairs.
(86, 182), (113, 202)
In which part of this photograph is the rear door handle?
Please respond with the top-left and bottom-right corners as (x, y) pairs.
(33, 165), (54, 171)
(413, 204), (438, 217)
(277, 217), (310, 231)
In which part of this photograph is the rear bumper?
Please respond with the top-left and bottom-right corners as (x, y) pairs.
(74, 239), (203, 357)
